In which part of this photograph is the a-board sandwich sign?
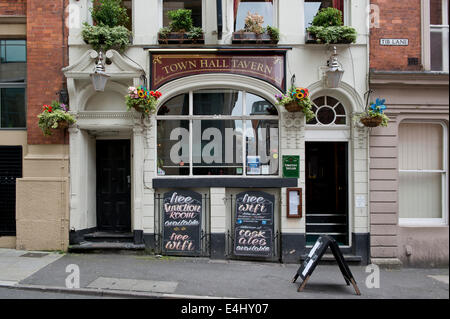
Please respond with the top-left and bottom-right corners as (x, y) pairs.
(163, 190), (202, 255)
(234, 191), (275, 258)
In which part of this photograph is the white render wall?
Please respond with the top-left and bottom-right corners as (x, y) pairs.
(66, 0), (370, 238)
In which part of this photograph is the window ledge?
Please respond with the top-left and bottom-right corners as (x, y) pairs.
(153, 177), (298, 188)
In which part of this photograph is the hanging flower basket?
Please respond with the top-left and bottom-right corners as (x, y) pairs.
(360, 115), (383, 127)
(275, 87), (316, 122)
(284, 100), (302, 112)
(126, 86), (162, 116)
(37, 101), (76, 136)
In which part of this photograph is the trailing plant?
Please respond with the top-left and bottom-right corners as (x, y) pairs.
(168, 9), (193, 32)
(311, 7), (343, 27)
(306, 25), (357, 44)
(82, 23), (131, 52)
(266, 25), (280, 42)
(243, 12), (265, 34)
(90, 0), (129, 28)
(126, 86), (162, 115)
(37, 101), (76, 136)
(275, 87), (315, 121)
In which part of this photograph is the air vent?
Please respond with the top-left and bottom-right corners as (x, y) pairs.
(408, 57), (419, 66)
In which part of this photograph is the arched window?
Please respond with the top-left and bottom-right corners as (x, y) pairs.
(156, 89), (279, 176)
(307, 95), (347, 126)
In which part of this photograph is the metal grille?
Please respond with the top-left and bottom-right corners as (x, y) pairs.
(154, 193), (211, 257)
(0, 146), (22, 235)
(225, 195), (281, 262)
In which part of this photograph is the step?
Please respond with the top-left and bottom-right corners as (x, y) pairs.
(83, 232), (134, 243)
(300, 254), (362, 263)
(68, 241), (146, 253)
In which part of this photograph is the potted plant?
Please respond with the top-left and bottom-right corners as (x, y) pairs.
(81, 0), (131, 53)
(306, 7), (357, 44)
(158, 9), (204, 44)
(357, 98), (390, 127)
(232, 12), (279, 44)
(125, 86), (162, 116)
(37, 101), (76, 136)
(275, 87), (315, 121)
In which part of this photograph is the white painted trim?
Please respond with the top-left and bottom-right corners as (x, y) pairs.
(399, 218), (447, 227)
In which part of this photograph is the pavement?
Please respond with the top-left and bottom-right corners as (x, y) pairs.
(0, 249), (448, 299)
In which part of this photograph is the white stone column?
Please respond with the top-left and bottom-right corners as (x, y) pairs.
(68, 125), (82, 231)
(132, 121), (145, 231)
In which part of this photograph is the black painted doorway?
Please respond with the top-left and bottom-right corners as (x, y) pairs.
(96, 140), (131, 232)
(305, 142), (349, 246)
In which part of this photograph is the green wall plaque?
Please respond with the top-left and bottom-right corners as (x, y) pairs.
(283, 155), (300, 178)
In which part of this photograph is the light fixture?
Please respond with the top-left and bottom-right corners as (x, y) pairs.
(326, 46), (344, 88)
(90, 51), (110, 92)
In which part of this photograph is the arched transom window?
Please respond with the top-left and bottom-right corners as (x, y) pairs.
(307, 95), (347, 126)
(156, 89), (279, 176)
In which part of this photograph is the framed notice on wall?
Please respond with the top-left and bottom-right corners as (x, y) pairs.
(283, 155), (299, 178)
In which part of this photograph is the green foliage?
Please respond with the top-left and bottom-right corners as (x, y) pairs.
(276, 88), (315, 121)
(37, 101), (76, 136)
(311, 7), (343, 27)
(188, 26), (204, 40)
(266, 25), (280, 41)
(168, 9), (193, 32)
(90, 0), (129, 28)
(82, 23), (131, 52)
(307, 25), (357, 44)
(158, 26), (172, 39)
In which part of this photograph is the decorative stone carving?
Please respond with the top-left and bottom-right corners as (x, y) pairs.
(282, 112), (303, 149)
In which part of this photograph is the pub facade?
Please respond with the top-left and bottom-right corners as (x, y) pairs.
(65, 0), (371, 263)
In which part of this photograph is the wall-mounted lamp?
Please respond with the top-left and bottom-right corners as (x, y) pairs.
(90, 51), (110, 92)
(326, 46), (344, 88)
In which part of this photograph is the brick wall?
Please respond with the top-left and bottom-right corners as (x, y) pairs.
(0, 0), (26, 15)
(370, 0), (422, 71)
(26, 0), (69, 144)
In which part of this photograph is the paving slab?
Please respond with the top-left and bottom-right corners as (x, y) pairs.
(0, 249), (63, 284)
(87, 277), (178, 293)
(14, 253), (449, 299)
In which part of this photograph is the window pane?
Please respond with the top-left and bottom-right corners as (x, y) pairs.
(193, 89), (242, 115)
(235, 1), (273, 31)
(193, 120), (243, 175)
(158, 93), (189, 116)
(399, 172), (442, 219)
(245, 92), (278, 115)
(430, 0), (443, 25)
(0, 40), (27, 82)
(245, 120), (278, 175)
(163, 0), (202, 28)
(2, 40), (26, 62)
(430, 29), (444, 71)
(122, 0), (132, 31)
(1, 88), (26, 128)
(399, 123), (443, 170)
(305, 0), (341, 27)
(157, 120), (190, 175)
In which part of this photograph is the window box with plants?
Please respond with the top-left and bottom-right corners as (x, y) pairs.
(81, 0), (131, 53)
(305, 8), (357, 44)
(232, 12), (279, 44)
(158, 9), (204, 44)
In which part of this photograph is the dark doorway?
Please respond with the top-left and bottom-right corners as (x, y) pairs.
(0, 146), (22, 235)
(305, 142), (348, 246)
(96, 140), (131, 232)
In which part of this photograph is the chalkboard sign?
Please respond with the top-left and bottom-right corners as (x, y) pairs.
(162, 190), (202, 255)
(234, 191), (274, 257)
(292, 235), (361, 295)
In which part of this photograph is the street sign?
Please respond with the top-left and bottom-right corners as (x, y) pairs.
(380, 38), (409, 46)
(292, 235), (361, 295)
